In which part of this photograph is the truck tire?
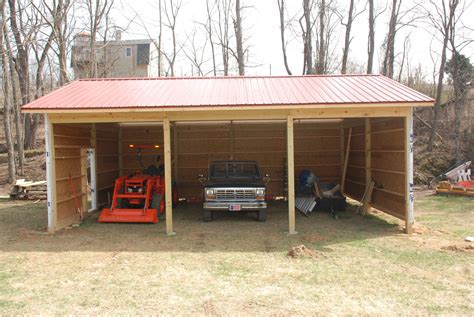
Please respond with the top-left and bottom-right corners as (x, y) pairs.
(203, 209), (212, 222)
(257, 209), (267, 222)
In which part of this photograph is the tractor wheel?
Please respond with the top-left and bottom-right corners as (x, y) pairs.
(203, 209), (213, 222)
(257, 209), (267, 222)
(172, 182), (179, 208)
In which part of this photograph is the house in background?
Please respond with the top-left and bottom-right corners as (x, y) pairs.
(71, 31), (159, 78)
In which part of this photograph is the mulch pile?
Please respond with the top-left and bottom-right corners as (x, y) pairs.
(441, 244), (474, 253)
(287, 244), (325, 259)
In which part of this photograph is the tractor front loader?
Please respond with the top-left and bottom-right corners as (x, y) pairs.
(98, 144), (177, 223)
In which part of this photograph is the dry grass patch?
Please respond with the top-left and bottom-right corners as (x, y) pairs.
(0, 196), (473, 315)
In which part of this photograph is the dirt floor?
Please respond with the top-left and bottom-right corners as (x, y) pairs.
(0, 195), (473, 315)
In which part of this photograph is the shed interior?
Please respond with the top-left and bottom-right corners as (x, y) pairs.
(51, 117), (408, 231)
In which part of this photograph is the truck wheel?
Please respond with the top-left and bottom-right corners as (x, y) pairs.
(257, 209), (267, 222)
(203, 209), (212, 222)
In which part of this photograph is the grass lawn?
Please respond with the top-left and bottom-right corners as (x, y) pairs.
(0, 194), (472, 315)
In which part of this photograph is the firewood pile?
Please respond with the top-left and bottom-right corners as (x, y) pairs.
(10, 179), (47, 200)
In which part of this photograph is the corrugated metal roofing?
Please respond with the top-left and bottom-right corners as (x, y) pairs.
(22, 74), (433, 111)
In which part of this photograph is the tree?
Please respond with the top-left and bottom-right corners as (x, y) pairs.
(367, 0), (375, 73)
(340, 0), (365, 74)
(1, 0), (16, 182)
(445, 53), (472, 160)
(276, 0), (292, 75)
(162, 0), (183, 77)
(425, 0), (459, 152)
(234, 0), (244, 75)
(300, 0), (313, 74)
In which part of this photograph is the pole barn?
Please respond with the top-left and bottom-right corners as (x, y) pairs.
(21, 75), (433, 235)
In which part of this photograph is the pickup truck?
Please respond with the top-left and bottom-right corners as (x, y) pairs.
(199, 160), (269, 222)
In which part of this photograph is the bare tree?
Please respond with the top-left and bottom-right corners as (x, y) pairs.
(84, 0), (114, 78)
(203, 0), (217, 75)
(425, 0), (459, 152)
(315, 0), (326, 74)
(162, 0), (183, 77)
(234, 0), (244, 75)
(367, 0), (374, 73)
(300, 0), (313, 74)
(1, 0), (16, 182)
(276, 0), (292, 75)
(215, 0), (232, 76)
(182, 26), (210, 76)
(340, 0), (365, 74)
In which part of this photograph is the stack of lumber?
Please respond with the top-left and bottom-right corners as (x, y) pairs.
(10, 179), (47, 200)
(436, 181), (474, 197)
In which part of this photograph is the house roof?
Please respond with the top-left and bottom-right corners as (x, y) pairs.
(22, 74), (434, 112)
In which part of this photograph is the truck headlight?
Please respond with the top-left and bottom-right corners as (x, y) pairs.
(256, 188), (265, 200)
(205, 189), (215, 200)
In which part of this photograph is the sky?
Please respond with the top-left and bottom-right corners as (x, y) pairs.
(112, 0), (474, 78)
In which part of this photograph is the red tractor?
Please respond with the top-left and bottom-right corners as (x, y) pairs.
(99, 145), (178, 223)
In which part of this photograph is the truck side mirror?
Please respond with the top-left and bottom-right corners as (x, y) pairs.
(263, 173), (271, 185)
(198, 174), (207, 186)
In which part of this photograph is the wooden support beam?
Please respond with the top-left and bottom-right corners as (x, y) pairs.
(80, 148), (88, 216)
(365, 118), (371, 211)
(118, 126), (123, 175)
(163, 117), (175, 236)
(45, 115), (57, 233)
(340, 126), (345, 182)
(341, 128), (352, 194)
(229, 120), (234, 159)
(173, 124), (178, 182)
(90, 124), (98, 211)
(287, 115), (297, 235)
(405, 108), (414, 234)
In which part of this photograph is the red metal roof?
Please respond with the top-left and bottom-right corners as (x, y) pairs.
(22, 74), (433, 111)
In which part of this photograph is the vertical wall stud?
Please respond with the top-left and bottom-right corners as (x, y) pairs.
(45, 115), (57, 233)
(287, 115), (297, 235)
(163, 117), (175, 235)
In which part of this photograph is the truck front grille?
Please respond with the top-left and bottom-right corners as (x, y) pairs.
(215, 189), (256, 200)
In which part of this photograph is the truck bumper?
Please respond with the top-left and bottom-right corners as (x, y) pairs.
(203, 201), (267, 210)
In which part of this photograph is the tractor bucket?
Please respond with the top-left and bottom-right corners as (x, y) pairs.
(98, 208), (159, 223)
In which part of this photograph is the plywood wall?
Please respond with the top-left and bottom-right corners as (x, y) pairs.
(95, 124), (120, 207)
(53, 123), (92, 230)
(370, 118), (406, 220)
(343, 118), (407, 220)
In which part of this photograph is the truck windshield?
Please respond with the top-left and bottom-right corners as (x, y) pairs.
(210, 162), (260, 178)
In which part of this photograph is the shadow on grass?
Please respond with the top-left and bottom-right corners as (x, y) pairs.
(0, 200), (401, 253)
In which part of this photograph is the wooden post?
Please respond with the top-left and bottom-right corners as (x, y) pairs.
(173, 124), (179, 182)
(341, 128), (352, 193)
(118, 126), (123, 175)
(229, 120), (234, 159)
(364, 118), (371, 213)
(45, 115), (57, 233)
(340, 126), (345, 182)
(163, 117), (175, 235)
(90, 124), (98, 211)
(287, 115), (297, 234)
(405, 108), (414, 234)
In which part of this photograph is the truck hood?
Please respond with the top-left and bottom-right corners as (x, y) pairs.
(206, 178), (265, 188)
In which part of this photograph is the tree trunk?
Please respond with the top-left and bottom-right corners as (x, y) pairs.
(428, 1), (457, 152)
(367, 0), (374, 74)
(234, 0), (244, 75)
(316, 0), (326, 74)
(341, 0), (355, 74)
(1, 0), (16, 183)
(277, 0), (292, 75)
(382, 0), (398, 78)
(4, 22), (24, 173)
(303, 0), (312, 74)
